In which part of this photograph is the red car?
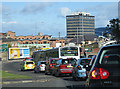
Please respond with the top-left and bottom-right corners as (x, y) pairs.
(45, 58), (60, 75)
(23, 57), (33, 61)
(52, 58), (77, 77)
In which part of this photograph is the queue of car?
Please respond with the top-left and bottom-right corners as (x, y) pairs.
(20, 44), (120, 88)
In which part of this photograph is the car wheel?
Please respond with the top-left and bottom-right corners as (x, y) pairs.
(55, 70), (60, 77)
(45, 70), (48, 75)
(51, 71), (55, 76)
(34, 69), (37, 73)
(72, 72), (78, 81)
(21, 67), (24, 71)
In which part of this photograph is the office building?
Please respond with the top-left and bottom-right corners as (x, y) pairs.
(66, 12), (95, 38)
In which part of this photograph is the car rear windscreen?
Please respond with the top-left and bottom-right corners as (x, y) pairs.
(26, 62), (34, 64)
(80, 59), (91, 65)
(51, 60), (57, 64)
(41, 62), (46, 64)
(62, 59), (76, 64)
(100, 47), (120, 64)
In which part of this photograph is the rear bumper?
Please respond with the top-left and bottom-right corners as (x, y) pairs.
(60, 69), (73, 73)
(40, 67), (45, 71)
(76, 69), (87, 78)
(25, 67), (35, 70)
(87, 79), (120, 88)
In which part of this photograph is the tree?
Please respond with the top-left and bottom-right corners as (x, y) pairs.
(107, 18), (120, 43)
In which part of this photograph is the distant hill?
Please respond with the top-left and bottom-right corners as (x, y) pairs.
(95, 27), (110, 36)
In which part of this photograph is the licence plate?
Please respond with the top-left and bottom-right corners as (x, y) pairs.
(67, 66), (73, 68)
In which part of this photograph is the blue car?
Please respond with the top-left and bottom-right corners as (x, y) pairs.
(72, 58), (91, 80)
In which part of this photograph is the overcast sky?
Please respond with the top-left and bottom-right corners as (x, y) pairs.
(1, 1), (119, 37)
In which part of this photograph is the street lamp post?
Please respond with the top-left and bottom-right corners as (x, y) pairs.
(82, 14), (85, 51)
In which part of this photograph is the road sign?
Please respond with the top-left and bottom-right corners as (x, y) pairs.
(85, 48), (92, 52)
(0, 44), (8, 52)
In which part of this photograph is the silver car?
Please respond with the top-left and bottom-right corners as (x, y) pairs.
(34, 61), (46, 73)
(72, 58), (91, 80)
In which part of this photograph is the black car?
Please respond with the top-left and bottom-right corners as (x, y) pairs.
(86, 44), (120, 88)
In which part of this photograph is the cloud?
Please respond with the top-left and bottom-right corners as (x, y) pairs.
(80, 3), (118, 27)
(21, 2), (52, 14)
(2, 21), (17, 24)
(59, 7), (72, 18)
(8, 21), (17, 24)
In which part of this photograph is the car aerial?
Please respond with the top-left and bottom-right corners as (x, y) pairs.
(20, 60), (35, 71)
(86, 44), (120, 88)
(23, 57), (33, 61)
(72, 58), (91, 81)
(34, 61), (46, 73)
(52, 58), (77, 77)
(45, 58), (60, 75)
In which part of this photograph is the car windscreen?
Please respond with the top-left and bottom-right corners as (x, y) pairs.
(62, 59), (76, 65)
(26, 62), (34, 64)
(80, 59), (91, 65)
(100, 47), (120, 64)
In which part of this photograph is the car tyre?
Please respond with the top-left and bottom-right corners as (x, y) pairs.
(45, 70), (48, 75)
(55, 70), (60, 77)
(51, 71), (55, 76)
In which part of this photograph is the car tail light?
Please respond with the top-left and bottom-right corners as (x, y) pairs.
(88, 59), (91, 60)
(77, 66), (82, 70)
(26, 64), (28, 67)
(50, 64), (53, 67)
(39, 65), (42, 67)
(90, 68), (109, 79)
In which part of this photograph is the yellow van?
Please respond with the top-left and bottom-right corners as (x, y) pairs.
(20, 61), (35, 71)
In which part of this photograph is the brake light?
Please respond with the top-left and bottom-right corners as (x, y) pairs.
(88, 59), (91, 60)
(39, 65), (42, 67)
(50, 64), (53, 67)
(77, 66), (82, 70)
(90, 68), (109, 79)
(26, 64), (28, 67)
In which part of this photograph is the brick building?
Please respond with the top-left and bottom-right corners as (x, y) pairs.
(2, 31), (65, 48)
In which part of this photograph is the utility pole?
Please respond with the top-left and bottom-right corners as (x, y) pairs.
(58, 32), (60, 40)
(35, 22), (37, 36)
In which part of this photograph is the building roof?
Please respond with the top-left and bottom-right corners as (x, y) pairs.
(1, 38), (18, 42)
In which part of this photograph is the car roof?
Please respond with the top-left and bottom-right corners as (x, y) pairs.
(102, 44), (120, 48)
(38, 61), (46, 62)
(50, 58), (60, 60)
(25, 60), (34, 63)
(79, 58), (91, 60)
